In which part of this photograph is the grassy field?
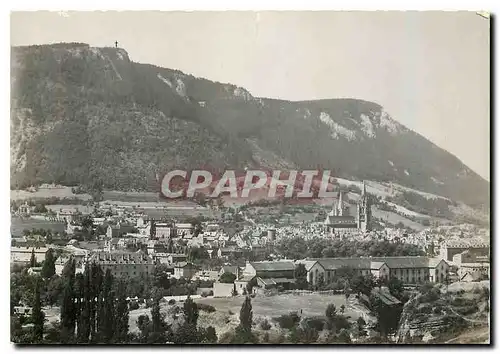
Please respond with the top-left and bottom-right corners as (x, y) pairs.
(11, 217), (65, 236)
(196, 293), (355, 318)
(11, 187), (92, 201)
(127, 293), (361, 338)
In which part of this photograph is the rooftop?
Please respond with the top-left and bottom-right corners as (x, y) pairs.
(250, 261), (295, 272)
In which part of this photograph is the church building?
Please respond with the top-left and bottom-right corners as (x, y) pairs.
(324, 181), (372, 234)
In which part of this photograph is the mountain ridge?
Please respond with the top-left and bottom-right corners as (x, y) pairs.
(10, 43), (489, 208)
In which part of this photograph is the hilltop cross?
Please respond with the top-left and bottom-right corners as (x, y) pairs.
(115, 41), (118, 48)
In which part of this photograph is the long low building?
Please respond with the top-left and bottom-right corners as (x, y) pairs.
(79, 252), (155, 278)
(11, 246), (49, 264)
(297, 256), (449, 286)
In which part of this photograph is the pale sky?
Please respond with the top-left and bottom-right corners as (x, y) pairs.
(10, 11), (490, 180)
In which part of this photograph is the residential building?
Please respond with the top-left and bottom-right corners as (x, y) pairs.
(83, 252), (155, 278)
(152, 252), (187, 265)
(439, 241), (490, 262)
(172, 262), (198, 280)
(453, 250), (489, 281)
(241, 260), (296, 290)
(106, 223), (136, 238)
(152, 221), (175, 239)
(217, 246), (244, 259)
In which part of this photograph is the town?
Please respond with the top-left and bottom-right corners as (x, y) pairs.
(10, 182), (490, 344)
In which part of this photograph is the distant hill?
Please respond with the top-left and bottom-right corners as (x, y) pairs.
(10, 43), (489, 209)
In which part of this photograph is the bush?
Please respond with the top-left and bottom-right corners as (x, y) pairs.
(304, 317), (325, 331)
(168, 299), (176, 305)
(260, 319), (271, 331)
(274, 312), (300, 329)
(197, 303), (216, 313)
(420, 288), (440, 303)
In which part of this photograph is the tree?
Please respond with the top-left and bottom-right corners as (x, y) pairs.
(60, 270), (76, 343)
(387, 277), (404, 300)
(30, 249), (37, 268)
(295, 263), (308, 290)
(220, 272), (236, 284)
(204, 326), (217, 343)
(98, 269), (115, 343)
(340, 304), (345, 314)
(351, 274), (375, 296)
(357, 317), (367, 337)
(44, 275), (64, 307)
(31, 278), (45, 342)
(325, 304), (337, 322)
(239, 296), (253, 332)
(46, 232), (53, 244)
(183, 296), (199, 327)
(41, 248), (56, 278)
(114, 282), (129, 343)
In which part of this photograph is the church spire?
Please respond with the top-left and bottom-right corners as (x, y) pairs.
(363, 180), (367, 196)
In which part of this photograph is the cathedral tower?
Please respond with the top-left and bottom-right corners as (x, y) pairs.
(357, 181), (372, 231)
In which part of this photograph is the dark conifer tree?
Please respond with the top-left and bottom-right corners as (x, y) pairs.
(99, 269), (115, 343)
(31, 277), (45, 342)
(60, 266), (76, 343)
(113, 281), (129, 343)
(41, 248), (56, 278)
(30, 249), (36, 268)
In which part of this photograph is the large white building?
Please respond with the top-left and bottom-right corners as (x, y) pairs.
(297, 256), (449, 286)
(80, 252), (155, 278)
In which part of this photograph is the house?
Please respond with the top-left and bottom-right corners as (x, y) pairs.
(104, 238), (120, 252)
(250, 246), (268, 260)
(217, 246), (244, 259)
(152, 252), (187, 265)
(117, 237), (144, 249)
(219, 265), (240, 278)
(241, 260), (296, 290)
(66, 221), (82, 235)
(440, 241), (490, 262)
(213, 282), (234, 297)
(84, 252), (155, 279)
(460, 270), (487, 282)
(147, 240), (171, 255)
(57, 209), (76, 222)
(242, 260), (296, 279)
(152, 221), (175, 239)
(175, 223), (194, 235)
(92, 217), (106, 226)
(173, 262), (198, 280)
(17, 202), (31, 216)
(106, 223), (136, 238)
(55, 257), (70, 275)
(27, 267), (42, 276)
(193, 270), (219, 281)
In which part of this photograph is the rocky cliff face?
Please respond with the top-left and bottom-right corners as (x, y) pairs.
(11, 43), (489, 207)
(396, 282), (490, 343)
